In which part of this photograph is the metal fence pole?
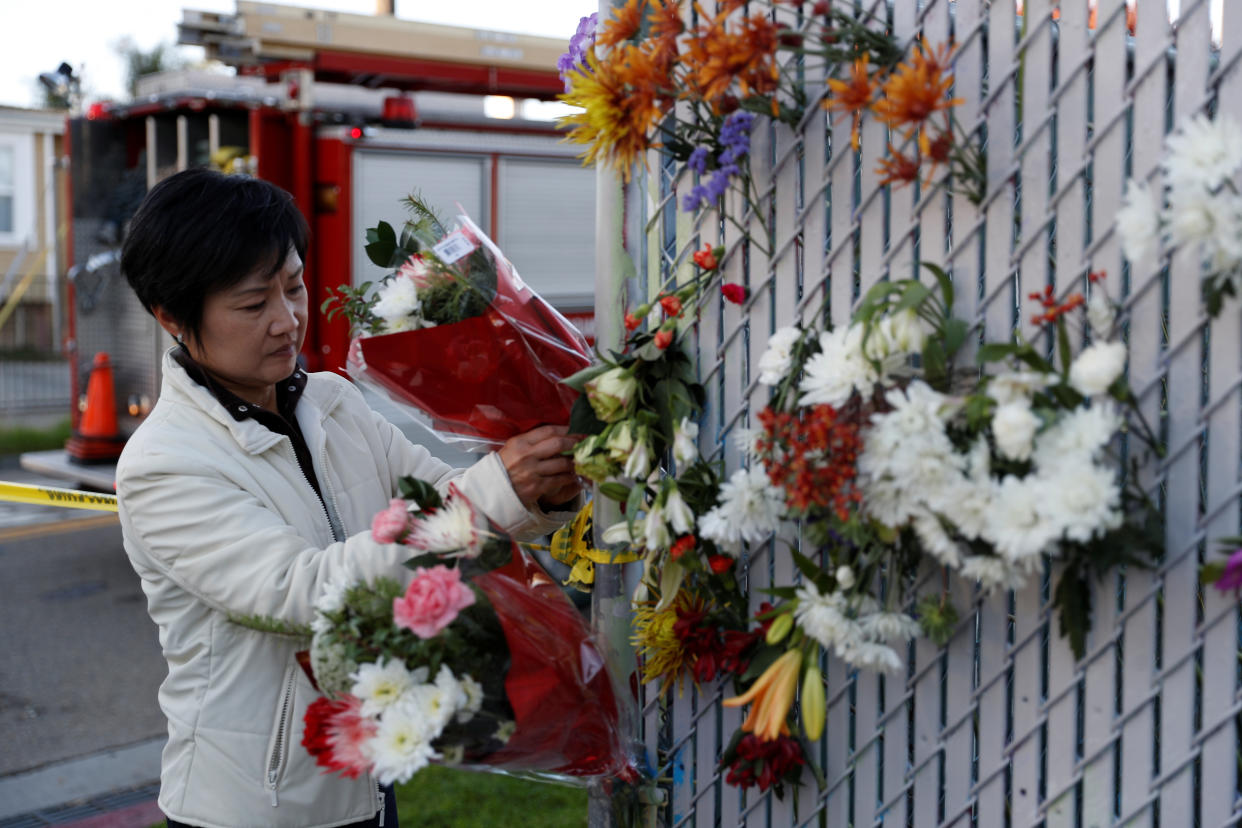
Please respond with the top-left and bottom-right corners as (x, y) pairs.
(587, 5), (647, 816)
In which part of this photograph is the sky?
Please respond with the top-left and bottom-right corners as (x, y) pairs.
(0, 0), (1226, 109)
(0, 0), (599, 109)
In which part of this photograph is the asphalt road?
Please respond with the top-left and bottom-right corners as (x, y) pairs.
(0, 469), (166, 777)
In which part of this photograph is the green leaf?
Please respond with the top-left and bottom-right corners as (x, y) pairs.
(562, 362), (611, 393)
(364, 220), (398, 268)
(756, 585), (800, 600)
(1201, 560), (1228, 585)
(977, 342), (1024, 363)
(941, 318), (969, 361)
(922, 261), (954, 313)
(625, 483), (647, 536)
(1056, 320), (1073, 375)
(739, 644), (782, 683)
(893, 281), (932, 314)
(1052, 569), (1092, 660)
(402, 552), (446, 572)
(397, 476), (444, 512)
(567, 394), (606, 436)
(598, 482), (632, 502)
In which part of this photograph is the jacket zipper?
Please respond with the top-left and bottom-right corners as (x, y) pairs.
(377, 785), (386, 827)
(317, 443), (344, 543)
(284, 440), (342, 543)
(267, 668), (297, 806)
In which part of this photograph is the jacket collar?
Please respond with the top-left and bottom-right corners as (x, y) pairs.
(159, 348), (348, 455)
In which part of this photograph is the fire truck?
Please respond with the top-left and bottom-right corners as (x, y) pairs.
(51, 1), (595, 476)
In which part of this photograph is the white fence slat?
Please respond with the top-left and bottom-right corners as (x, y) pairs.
(910, 636), (943, 828)
(975, 589), (1010, 828)
(1009, 575), (1043, 828)
(941, 576), (976, 824)
(1016, 0), (1054, 346)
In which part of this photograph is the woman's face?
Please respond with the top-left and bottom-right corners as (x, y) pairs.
(184, 247), (308, 401)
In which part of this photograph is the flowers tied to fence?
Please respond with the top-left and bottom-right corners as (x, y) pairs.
(558, 0), (986, 255)
(323, 196), (591, 449)
(566, 254), (1161, 793)
(1116, 111), (1242, 318)
(301, 478), (628, 784)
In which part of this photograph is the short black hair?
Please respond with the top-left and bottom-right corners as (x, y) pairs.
(121, 168), (309, 343)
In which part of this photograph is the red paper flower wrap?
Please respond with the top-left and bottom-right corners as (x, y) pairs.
(354, 213), (592, 449)
(471, 544), (627, 776)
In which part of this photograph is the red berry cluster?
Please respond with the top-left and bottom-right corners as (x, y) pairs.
(757, 403), (863, 520)
(1029, 285), (1084, 327)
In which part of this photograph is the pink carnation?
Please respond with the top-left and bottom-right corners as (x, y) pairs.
(393, 564), (475, 639)
(372, 498), (412, 544)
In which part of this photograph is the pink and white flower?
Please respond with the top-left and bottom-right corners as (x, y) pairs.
(392, 564), (476, 639)
(372, 498), (413, 544)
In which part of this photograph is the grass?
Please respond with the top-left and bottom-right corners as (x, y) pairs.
(144, 765), (587, 828)
(0, 418), (71, 456)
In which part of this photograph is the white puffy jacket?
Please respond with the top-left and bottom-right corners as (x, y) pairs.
(117, 350), (568, 828)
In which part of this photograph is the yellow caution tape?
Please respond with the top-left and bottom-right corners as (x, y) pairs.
(544, 500), (641, 592)
(0, 481), (118, 512)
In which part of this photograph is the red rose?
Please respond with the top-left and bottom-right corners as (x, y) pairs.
(654, 329), (674, 350)
(721, 283), (747, 305)
(708, 554), (735, 573)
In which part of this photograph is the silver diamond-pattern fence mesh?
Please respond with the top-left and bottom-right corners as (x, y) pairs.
(591, 0), (1242, 825)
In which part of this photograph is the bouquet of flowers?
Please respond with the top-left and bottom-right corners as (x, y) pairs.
(324, 196), (593, 449)
(302, 477), (629, 784)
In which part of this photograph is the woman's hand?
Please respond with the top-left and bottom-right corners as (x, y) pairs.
(497, 425), (582, 510)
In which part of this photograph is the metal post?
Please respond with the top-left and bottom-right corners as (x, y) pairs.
(587, 1), (647, 820)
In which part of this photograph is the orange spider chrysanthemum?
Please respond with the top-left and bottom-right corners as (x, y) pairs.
(559, 46), (662, 182)
(824, 55), (878, 151)
(921, 124), (954, 182)
(871, 42), (963, 136)
(598, 0), (647, 48)
(682, 10), (781, 108)
(648, 0), (685, 65)
(875, 143), (921, 188)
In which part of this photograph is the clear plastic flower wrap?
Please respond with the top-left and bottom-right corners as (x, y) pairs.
(299, 478), (635, 785)
(329, 199), (593, 451)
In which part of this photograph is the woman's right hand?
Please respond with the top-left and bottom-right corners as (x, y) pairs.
(497, 425), (582, 510)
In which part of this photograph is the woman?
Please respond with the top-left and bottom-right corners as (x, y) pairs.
(116, 168), (580, 828)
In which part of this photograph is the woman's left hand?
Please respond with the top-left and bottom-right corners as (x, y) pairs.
(498, 425), (582, 510)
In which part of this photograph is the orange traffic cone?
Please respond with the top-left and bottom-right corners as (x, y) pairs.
(66, 352), (126, 464)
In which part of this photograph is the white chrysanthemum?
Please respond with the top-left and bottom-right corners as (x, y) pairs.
(1087, 290), (1116, 338)
(372, 277), (421, 331)
(405, 664), (467, 731)
(1038, 460), (1122, 544)
(1033, 404), (1121, 469)
(457, 674), (484, 722)
(663, 485), (695, 535)
(351, 658), (419, 718)
(992, 402), (1040, 461)
(367, 700), (440, 786)
(697, 466), (785, 549)
(799, 325), (877, 408)
(1116, 179), (1160, 264)
(1068, 340), (1127, 397)
(982, 475), (1060, 562)
(859, 611), (920, 643)
(733, 426), (762, 461)
(910, 510), (964, 567)
(1163, 113), (1242, 192)
(960, 555), (1030, 592)
(672, 417), (699, 464)
(757, 326), (803, 385)
(793, 583), (862, 654)
(841, 642), (904, 673)
(407, 486), (482, 556)
(989, 371), (1052, 405)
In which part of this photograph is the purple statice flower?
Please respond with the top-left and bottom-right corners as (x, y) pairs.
(687, 146), (711, 175)
(558, 13), (599, 93)
(1214, 548), (1242, 593)
(681, 111), (757, 212)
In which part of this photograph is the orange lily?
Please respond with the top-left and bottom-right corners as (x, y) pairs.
(722, 649), (802, 741)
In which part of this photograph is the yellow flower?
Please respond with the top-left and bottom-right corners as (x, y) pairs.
(560, 47), (663, 182)
(722, 649), (802, 741)
(632, 591), (702, 696)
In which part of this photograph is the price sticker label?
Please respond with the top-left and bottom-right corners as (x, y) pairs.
(432, 233), (476, 264)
